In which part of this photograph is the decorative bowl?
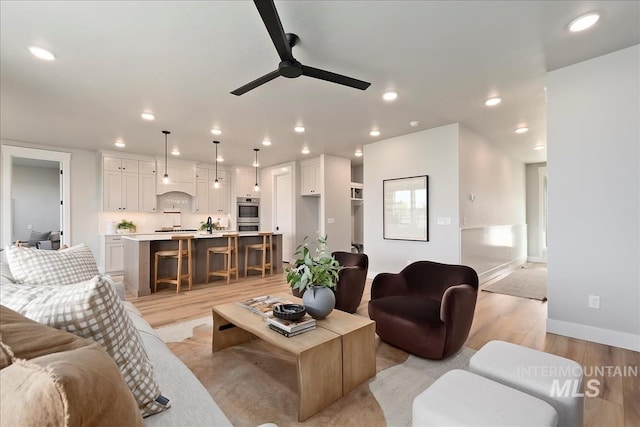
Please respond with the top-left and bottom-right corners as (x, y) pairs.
(273, 304), (306, 321)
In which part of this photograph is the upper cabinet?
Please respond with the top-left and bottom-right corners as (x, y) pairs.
(236, 167), (260, 198)
(102, 155), (159, 212)
(156, 160), (196, 196)
(102, 156), (139, 212)
(138, 160), (157, 212)
(300, 158), (321, 196)
(194, 166), (232, 214)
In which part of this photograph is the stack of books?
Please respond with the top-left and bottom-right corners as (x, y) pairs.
(266, 315), (316, 337)
(237, 296), (292, 317)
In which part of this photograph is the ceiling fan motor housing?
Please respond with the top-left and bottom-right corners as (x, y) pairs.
(279, 60), (303, 78)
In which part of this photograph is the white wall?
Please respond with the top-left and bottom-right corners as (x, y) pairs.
(12, 165), (60, 241)
(526, 162), (546, 261)
(1, 139), (101, 257)
(458, 126), (527, 279)
(323, 155), (351, 252)
(363, 123), (461, 276)
(547, 45), (640, 351)
(458, 126), (526, 227)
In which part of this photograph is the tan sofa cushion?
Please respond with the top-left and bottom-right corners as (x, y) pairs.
(0, 305), (143, 427)
(0, 277), (170, 417)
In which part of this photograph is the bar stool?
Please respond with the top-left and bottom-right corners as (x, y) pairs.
(206, 233), (239, 285)
(154, 235), (193, 293)
(245, 232), (273, 279)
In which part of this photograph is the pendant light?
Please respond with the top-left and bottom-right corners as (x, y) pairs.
(213, 140), (220, 189)
(162, 130), (170, 184)
(253, 148), (260, 192)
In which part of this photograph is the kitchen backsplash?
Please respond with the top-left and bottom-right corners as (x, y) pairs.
(99, 211), (233, 234)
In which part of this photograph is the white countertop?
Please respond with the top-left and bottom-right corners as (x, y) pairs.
(121, 232), (280, 242)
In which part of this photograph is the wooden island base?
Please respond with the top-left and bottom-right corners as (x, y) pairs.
(123, 233), (282, 296)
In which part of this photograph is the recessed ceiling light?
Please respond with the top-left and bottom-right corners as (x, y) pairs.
(28, 45), (55, 61)
(515, 126), (529, 134)
(211, 128), (222, 135)
(301, 147), (310, 155)
(114, 139), (126, 148)
(216, 156), (224, 162)
(355, 150), (363, 157)
(382, 91), (398, 102)
(141, 112), (155, 121)
(409, 120), (420, 127)
(534, 145), (545, 151)
(171, 149), (180, 156)
(262, 139), (272, 146)
(370, 130), (381, 137)
(569, 13), (600, 32)
(294, 126), (305, 133)
(485, 97), (502, 107)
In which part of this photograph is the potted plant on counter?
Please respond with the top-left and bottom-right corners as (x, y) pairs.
(116, 219), (136, 234)
(286, 234), (340, 319)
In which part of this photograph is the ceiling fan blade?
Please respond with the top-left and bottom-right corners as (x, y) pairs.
(254, 0), (294, 62)
(301, 65), (371, 90)
(231, 69), (281, 96)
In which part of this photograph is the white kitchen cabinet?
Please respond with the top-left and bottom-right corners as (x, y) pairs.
(236, 168), (260, 198)
(138, 172), (157, 212)
(105, 235), (125, 275)
(102, 156), (139, 211)
(209, 180), (230, 214)
(194, 179), (209, 213)
(157, 161), (196, 196)
(196, 167), (209, 182)
(300, 159), (321, 196)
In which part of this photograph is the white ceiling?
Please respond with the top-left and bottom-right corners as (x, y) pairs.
(1, 1), (638, 168)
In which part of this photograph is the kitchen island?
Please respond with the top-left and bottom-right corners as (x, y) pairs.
(122, 232), (282, 296)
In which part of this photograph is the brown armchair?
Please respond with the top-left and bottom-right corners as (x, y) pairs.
(368, 260), (478, 360)
(293, 251), (368, 314)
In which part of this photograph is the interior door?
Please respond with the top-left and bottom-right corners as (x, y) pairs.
(274, 172), (293, 263)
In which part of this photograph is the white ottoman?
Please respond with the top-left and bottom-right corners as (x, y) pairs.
(470, 340), (583, 427)
(412, 369), (558, 426)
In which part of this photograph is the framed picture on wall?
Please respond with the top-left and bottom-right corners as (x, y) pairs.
(383, 175), (429, 241)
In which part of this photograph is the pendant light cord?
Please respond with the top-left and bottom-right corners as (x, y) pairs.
(162, 130), (170, 182)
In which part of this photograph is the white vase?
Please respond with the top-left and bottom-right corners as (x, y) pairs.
(302, 286), (335, 319)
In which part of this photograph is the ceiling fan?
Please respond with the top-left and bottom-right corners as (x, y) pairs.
(231, 0), (371, 96)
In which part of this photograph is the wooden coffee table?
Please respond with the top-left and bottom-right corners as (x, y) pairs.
(211, 293), (375, 421)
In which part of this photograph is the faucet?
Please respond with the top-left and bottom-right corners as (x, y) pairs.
(206, 216), (213, 234)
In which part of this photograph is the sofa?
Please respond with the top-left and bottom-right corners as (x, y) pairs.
(0, 261), (232, 426)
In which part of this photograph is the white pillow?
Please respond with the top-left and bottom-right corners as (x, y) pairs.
(5, 243), (99, 285)
(0, 275), (170, 417)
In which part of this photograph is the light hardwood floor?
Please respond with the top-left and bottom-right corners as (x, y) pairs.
(130, 269), (640, 427)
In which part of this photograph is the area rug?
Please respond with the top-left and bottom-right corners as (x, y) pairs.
(482, 263), (548, 301)
(156, 317), (474, 427)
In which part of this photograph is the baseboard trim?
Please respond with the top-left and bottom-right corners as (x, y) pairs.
(527, 256), (546, 263)
(477, 256), (527, 284)
(547, 318), (640, 352)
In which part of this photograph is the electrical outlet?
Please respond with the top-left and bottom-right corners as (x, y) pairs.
(588, 295), (600, 309)
(27, 224), (33, 230)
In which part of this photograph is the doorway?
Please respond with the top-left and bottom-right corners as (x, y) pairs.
(272, 166), (294, 263)
(1, 145), (70, 249)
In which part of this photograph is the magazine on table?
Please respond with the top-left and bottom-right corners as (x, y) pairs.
(268, 323), (316, 338)
(266, 315), (316, 333)
(236, 296), (292, 317)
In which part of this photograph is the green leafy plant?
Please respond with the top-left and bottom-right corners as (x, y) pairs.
(117, 219), (136, 231)
(286, 235), (340, 292)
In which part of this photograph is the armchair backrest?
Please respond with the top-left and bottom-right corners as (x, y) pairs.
(400, 261), (478, 301)
(332, 251), (369, 313)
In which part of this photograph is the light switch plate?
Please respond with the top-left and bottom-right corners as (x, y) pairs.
(437, 217), (451, 225)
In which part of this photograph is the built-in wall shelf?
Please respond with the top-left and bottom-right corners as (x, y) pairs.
(350, 182), (363, 201)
